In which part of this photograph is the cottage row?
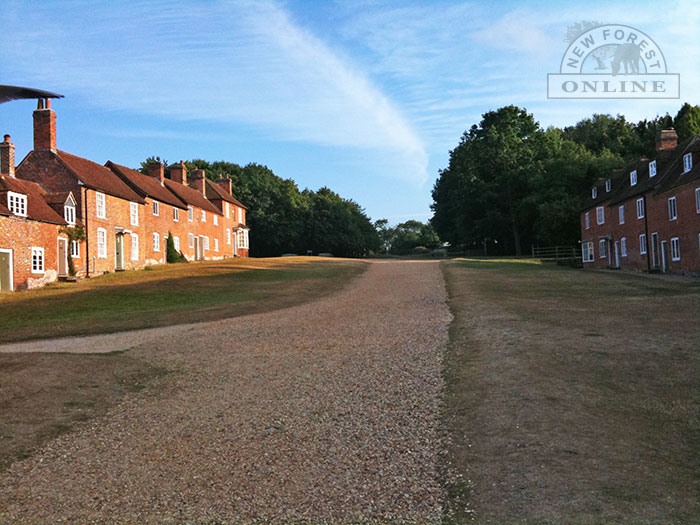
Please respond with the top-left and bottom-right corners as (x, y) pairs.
(0, 99), (249, 292)
(580, 128), (700, 274)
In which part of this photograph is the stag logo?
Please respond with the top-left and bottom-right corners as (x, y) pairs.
(547, 23), (679, 99)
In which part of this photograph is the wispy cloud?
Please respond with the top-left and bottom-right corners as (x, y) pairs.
(1, 0), (428, 183)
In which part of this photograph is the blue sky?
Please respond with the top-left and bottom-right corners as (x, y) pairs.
(1, 0), (698, 223)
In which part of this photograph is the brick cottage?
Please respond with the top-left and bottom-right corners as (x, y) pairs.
(0, 99), (249, 292)
(580, 128), (700, 274)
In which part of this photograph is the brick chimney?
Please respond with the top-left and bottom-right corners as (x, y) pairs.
(656, 128), (678, 152)
(191, 169), (207, 196)
(169, 161), (187, 186)
(217, 176), (232, 195)
(33, 98), (57, 151)
(147, 162), (165, 184)
(0, 134), (15, 177)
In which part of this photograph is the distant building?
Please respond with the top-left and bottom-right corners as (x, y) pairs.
(0, 99), (249, 292)
(580, 128), (700, 274)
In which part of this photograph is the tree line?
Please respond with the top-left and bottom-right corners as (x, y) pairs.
(431, 103), (700, 255)
(140, 159), (380, 258)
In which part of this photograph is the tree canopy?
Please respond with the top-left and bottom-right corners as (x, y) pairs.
(431, 102), (699, 254)
(140, 158), (379, 257)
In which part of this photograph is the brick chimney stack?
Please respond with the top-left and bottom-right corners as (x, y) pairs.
(33, 98), (57, 152)
(147, 162), (165, 184)
(191, 169), (207, 196)
(656, 128), (678, 152)
(0, 134), (15, 177)
(169, 161), (187, 186)
(217, 176), (233, 195)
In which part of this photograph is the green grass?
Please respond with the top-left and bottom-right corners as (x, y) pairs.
(0, 257), (366, 343)
(441, 260), (700, 523)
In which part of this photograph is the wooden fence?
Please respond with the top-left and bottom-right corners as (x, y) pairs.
(531, 245), (581, 260)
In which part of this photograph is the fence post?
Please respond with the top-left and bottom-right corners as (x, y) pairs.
(555, 246), (559, 259)
(531, 245), (535, 258)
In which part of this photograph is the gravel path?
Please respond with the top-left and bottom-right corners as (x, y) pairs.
(0, 260), (451, 523)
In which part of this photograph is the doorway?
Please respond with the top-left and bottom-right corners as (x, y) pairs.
(115, 234), (124, 271)
(0, 249), (12, 292)
(614, 241), (620, 268)
(194, 236), (201, 261)
(660, 240), (668, 273)
(651, 232), (660, 268)
(58, 238), (68, 276)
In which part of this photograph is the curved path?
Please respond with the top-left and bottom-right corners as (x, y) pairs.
(0, 260), (451, 523)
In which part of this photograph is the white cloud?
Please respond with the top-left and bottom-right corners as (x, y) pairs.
(2, 0), (428, 183)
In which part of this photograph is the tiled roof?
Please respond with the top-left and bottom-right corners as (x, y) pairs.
(205, 179), (247, 209)
(0, 175), (67, 225)
(163, 178), (221, 214)
(43, 191), (72, 205)
(0, 201), (10, 215)
(106, 162), (187, 210)
(57, 151), (145, 204)
(654, 136), (700, 194)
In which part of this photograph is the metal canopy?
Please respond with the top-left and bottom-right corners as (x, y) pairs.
(0, 85), (64, 105)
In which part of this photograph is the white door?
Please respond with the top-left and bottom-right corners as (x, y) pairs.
(661, 240), (668, 273)
(614, 241), (620, 268)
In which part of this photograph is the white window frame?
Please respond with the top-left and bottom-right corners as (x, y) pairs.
(671, 237), (680, 261)
(636, 198), (645, 219)
(596, 206), (604, 225)
(213, 214), (218, 226)
(31, 247), (45, 274)
(70, 240), (80, 258)
(96, 192), (106, 219)
(204, 236), (210, 251)
(605, 179), (611, 192)
(225, 202), (230, 218)
(584, 212), (590, 230)
(238, 229), (249, 249)
(668, 196), (677, 221)
(582, 241), (594, 263)
(188, 206), (194, 222)
(201, 210), (206, 222)
(214, 238), (219, 252)
(630, 170), (637, 186)
(130, 202), (139, 226)
(618, 205), (625, 225)
(189, 233), (194, 249)
(649, 160), (657, 178)
(153, 232), (160, 252)
(621, 237), (627, 257)
(592, 187), (597, 199)
(599, 239), (607, 259)
(64, 204), (76, 225)
(696, 188), (700, 214)
(173, 236), (180, 252)
(131, 233), (139, 261)
(7, 191), (27, 217)
(227, 228), (231, 245)
(683, 153), (692, 173)
(238, 208), (243, 224)
(97, 228), (107, 258)
(173, 207), (179, 222)
(640, 234), (647, 255)
(153, 201), (159, 216)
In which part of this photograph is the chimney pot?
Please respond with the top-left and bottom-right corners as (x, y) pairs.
(217, 176), (233, 195)
(656, 127), (678, 152)
(147, 162), (165, 184)
(0, 134), (16, 177)
(33, 102), (57, 151)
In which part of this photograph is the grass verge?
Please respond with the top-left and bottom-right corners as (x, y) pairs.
(441, 260), (700, 523)
(0, 256), (366, 343)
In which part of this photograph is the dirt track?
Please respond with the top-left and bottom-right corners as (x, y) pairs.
(0, 260), (451, 523)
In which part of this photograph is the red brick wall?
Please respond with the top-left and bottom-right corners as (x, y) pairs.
(0, 214), (65, 290)
(651, 183), (700, 272)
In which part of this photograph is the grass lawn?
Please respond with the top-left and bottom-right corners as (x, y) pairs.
(441, 259), (700, 523)
(0, 256), (366, 343)
(0, 257), (365, 473)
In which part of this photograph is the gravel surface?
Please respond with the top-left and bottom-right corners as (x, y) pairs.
(0, 260), (451, 523)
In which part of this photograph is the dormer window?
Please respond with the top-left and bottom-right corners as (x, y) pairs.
(605, 179), (611, 192)
(630, 170), (637, 186)
(7, 191), (27, 217)
(683, 153), (692, 173)
(649, 160), (657, 177)
(591, 187), (597, 199)
(64, 204), (76, 225)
